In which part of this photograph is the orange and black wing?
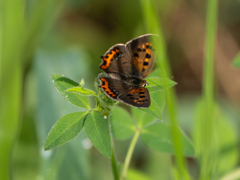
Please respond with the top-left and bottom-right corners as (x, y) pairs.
(99, 45), (133, 76)
(98, 77), (131, 100)
(118, 87), (150, 108)
(126, 34), (158, 78)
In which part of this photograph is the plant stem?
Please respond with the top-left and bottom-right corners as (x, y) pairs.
(111, 145), (119, 180)
(200, 0), (218, 179)
(140, 1), (190, 179)
(108, 114), (119, 180)
(120, 130), (140, 180)
(0, 0), (24, 179)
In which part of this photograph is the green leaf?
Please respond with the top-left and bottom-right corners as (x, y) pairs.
(51, 73), (90, 109)
(111, 107), (135, 140)
(141, 122), (195, 156)
(138, 99), (162, 120)
(84, 111), (111, 157)
(150, 90), (166, 112)
(132, 108), (155, 128)
(66, 87), (97, 96)
(232, 52), (240, 67)
(147, 77), (177, 93)
(44, 111), (89, 150)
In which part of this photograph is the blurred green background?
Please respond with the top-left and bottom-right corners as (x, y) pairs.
(1, 0), (240, 179)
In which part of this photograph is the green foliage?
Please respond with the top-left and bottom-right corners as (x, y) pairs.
(193, 100), (239, 175)
(141, 123), (194, 156)
(138, 99), (162, 120)
(132, 108), (155, 128)
(44, 111), (89, 150)
(66, 86), (97, 96)
(110, 99), (194, 156)
(51, 74), (90, 109)
(46, 73), (187, 161)
(111, 107), (135, 140)
(3, 0), (239, 179)
(84, 111), (112, 157)
(147, 77), (177, 93)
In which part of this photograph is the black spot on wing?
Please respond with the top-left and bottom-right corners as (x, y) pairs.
(143, 62), (148, 66)
(145, 53), (151, 59)
(133, 53), (139, 58)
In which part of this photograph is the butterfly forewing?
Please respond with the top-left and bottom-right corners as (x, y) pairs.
(126, 34), (158, 78)
(98, 77), (131, 100)
(118, 87), (150, 108)
(99, 45), (133, 76)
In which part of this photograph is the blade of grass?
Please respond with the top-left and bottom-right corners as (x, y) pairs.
(0, 0), (24, 179)
(200, 0), (218, 179)
(140, 1), (190, 179)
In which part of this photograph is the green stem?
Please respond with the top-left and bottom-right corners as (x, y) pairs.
(111, 145), (119, 180)
(108, 113), (119, 180)
(120, 130), (140, 180)
(140, 0), (190, 179)
(200, 0), (218, 179)
(0, 0), (24, 179)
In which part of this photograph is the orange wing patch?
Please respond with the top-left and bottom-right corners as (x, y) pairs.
(133, 42), (154, 74)
(99, 78), (117, 98)
(100, 49), (120, 70)
(128, 88), (148, 105)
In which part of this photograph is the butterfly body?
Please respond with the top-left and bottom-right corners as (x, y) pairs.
(98, 34), (158, 108)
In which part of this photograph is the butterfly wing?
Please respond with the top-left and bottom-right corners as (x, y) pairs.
(99, 45), (133, 76)
(118, 87), (150, 108)
(126, 34), (158, 78)
(98, 77), (131, 100)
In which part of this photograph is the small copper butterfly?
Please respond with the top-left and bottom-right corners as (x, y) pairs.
(98, 34), (158, 108)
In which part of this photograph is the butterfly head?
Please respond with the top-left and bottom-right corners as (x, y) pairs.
(142, 80), (147, 87)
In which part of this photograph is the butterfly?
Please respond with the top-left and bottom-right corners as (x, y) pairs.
(98, 34), (158, 108)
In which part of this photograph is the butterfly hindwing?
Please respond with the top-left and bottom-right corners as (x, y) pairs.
(118, 87), (150, 108)
(98, 77), (131, 100)
(126, 34), (158, 78)
(99, 45), (133, 76)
